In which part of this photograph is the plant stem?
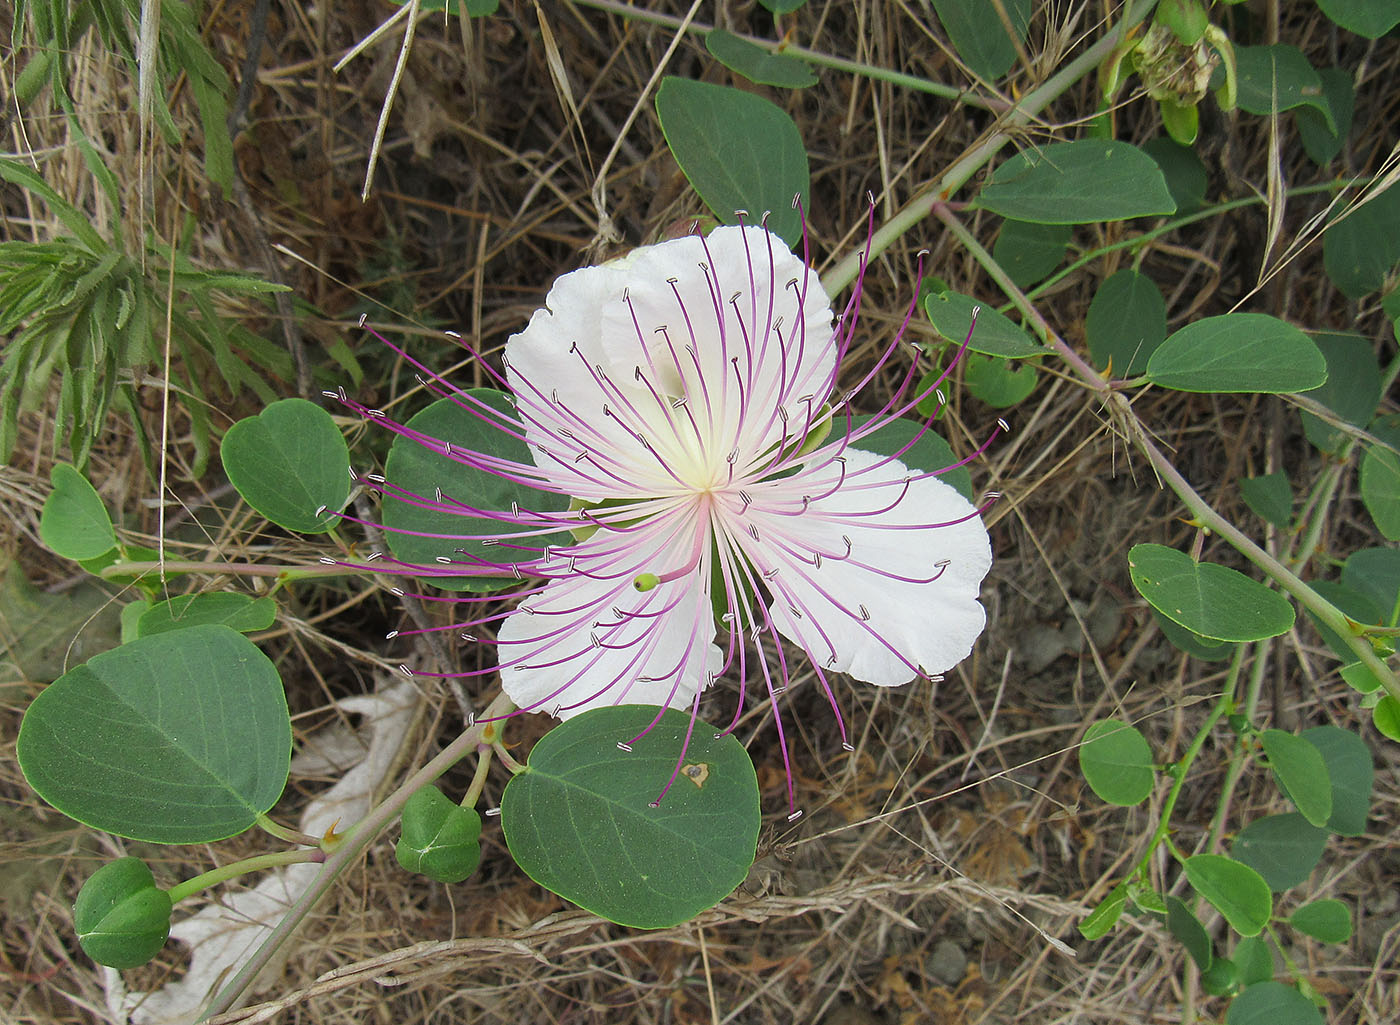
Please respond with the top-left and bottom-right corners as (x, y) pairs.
(200, 691), (515, 1020)
(166, 849), (324, 905)
(254, 813), (325, 848)
(100, 560), (351, 581)
(821, 0), (1158, 296)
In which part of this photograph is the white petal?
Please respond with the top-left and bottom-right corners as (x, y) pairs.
(737, 446), (991, 686)
(497, 512), (721, 718)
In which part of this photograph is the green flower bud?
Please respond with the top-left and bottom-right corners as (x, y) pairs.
(74, 857), (172, 969)
(396, 786), (483, 884)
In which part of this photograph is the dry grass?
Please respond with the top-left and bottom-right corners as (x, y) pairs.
(2, 2), (1399, 1023)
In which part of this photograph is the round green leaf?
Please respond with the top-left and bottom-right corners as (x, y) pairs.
(1300, 332), (1382, 453)
(74, 857), (172, 969)
(1226, 981), (1325, 1025)
(41, 463), (117, 561)
(924, 291), (1042, 359)
(975, 141), (1176, 224)
(1166, 894), (1213, 970)
(1316, 0), (1400, 36)
(1323, 182), (1400, 299)
(1360, 443), (1400, 540)
(1145, 314), (1327, 394)
(136, 593), (277, 638)
(930, 0), (1031, 81)
(1299, 726), (1372, 837)
(221, 398), (350, 533)
(1201, 956), (1240, 997)
(382, 390), (572, 592)
(1085, 269), (1167, 376)
(1231, 813), (1327, 891)
(1233, 935), (1274, 985)
(655, 78), (809, 246)
(1288, 898), (1352, 944)
(16, 625), (291, 843)
(963, 354), (1039, 407)
(501, 706), (760, 929)
(842, 414), (973, 503)
(396, 786), (483, 884)
(1341, 547), (1400, 627)
(1128, 544), (1295, 642)
(1184, 854), (1272, 937)
(704, 30), (817, 88)
(1297, 68), (1356, 166)
(992, 219), (1069, 288)
(1372, 695), (1400, 743)
(1259, 730), (1332, 829)
(1078, 719), (1156, 806)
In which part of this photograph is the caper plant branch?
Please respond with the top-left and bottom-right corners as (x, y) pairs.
(821, 0), (1158, 297)
(928, 201), (1400, 706)
(570, 0), (991, 109)
(165, 850), (326, 906)
(201, 691), (517, 1021)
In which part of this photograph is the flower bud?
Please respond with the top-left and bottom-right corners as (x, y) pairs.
(396, 786), (483, 884)
(74, 857), (172, 969)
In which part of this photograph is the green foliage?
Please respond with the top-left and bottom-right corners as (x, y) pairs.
(500, 706), (760, 929)
(1141, 136), (1209, 213)
(976, 141), (1176, 224)
(1259, 730), (1331, 828)
(992, 220), (1070, 288)
(1239, 472), (1293, 528)
(1233, 45), (1335, 130)
(1078, 720), (1155, 806)
(843, 415), (973, 503)
(382, 390), (573, 590)
(1296, 68), (1355, 165)
(396, 787), (483, 884)
(136, 593), (277, 637)
(1300, 332), (1382, 453)
(0, 161), (291, 474)
(16, 625), (291, 843)
(1128, 544), (1295, 642)
(1288, 898), (1351, 944)
(221, 399), (351, 534)
(40, 464), (117, 561)
(705, 30), (817, 88)
(1185, 854), (1272, 937)
(962, 354), (1039, 407)
(655, 78), (809, 246)
(1226, 982), (1324, 1025)
(930, 0), (1032, 82)
(924, 290), (1042, 358)
(1085, 269), (1167, 376)
(1322, 181), (1400, 298)
(1232, 813), (1327, 890)
(1314, 0), (1400, 37)
(1166, 894), (1212, 970)
(73, 857), (172, 969)
(1145, 314), (1327, 394)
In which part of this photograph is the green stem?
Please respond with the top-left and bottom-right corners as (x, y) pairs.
(461, 745), (495, 808)
(493, 740), (527, 774)
(254, 813), (324, 848)
(820, 0), (1158, 296)
(100, 560), (352, 581)
(166, 849), (324, 905)
(200, 692), (515, 1021)
(570, 0), (989, 108)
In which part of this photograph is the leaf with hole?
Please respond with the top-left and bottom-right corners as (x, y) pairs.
(1145, 314), (1327, 394)
(923, 291), (1042, 359)
(930, 0), (1031, 81)
(1260, 730), (1332, 828)
(501, 706), (760, 929)
(1078, 719), (1155, 806)
(963, 354), (1039, 407)
(16, 625), (291, 843)
(705, 30), (817, 88)
(976, 141), (1176, 224)
(1085, 269), (1167, 376)
(221, 399), (349, 534)
(1128, 544), (1295, 642)
(1289, 898), (1351, 944)
(40, 464), (116, 561)
(655, 78), (808, 246)
(136, 593), (277, 638)
(1184, 854), (1272, 937)
(1299, 725), (1372, 837)
(1232, 813), (1326, 891)
(1226, 982), (1324, 1025)
(383, 390), (573, 592)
